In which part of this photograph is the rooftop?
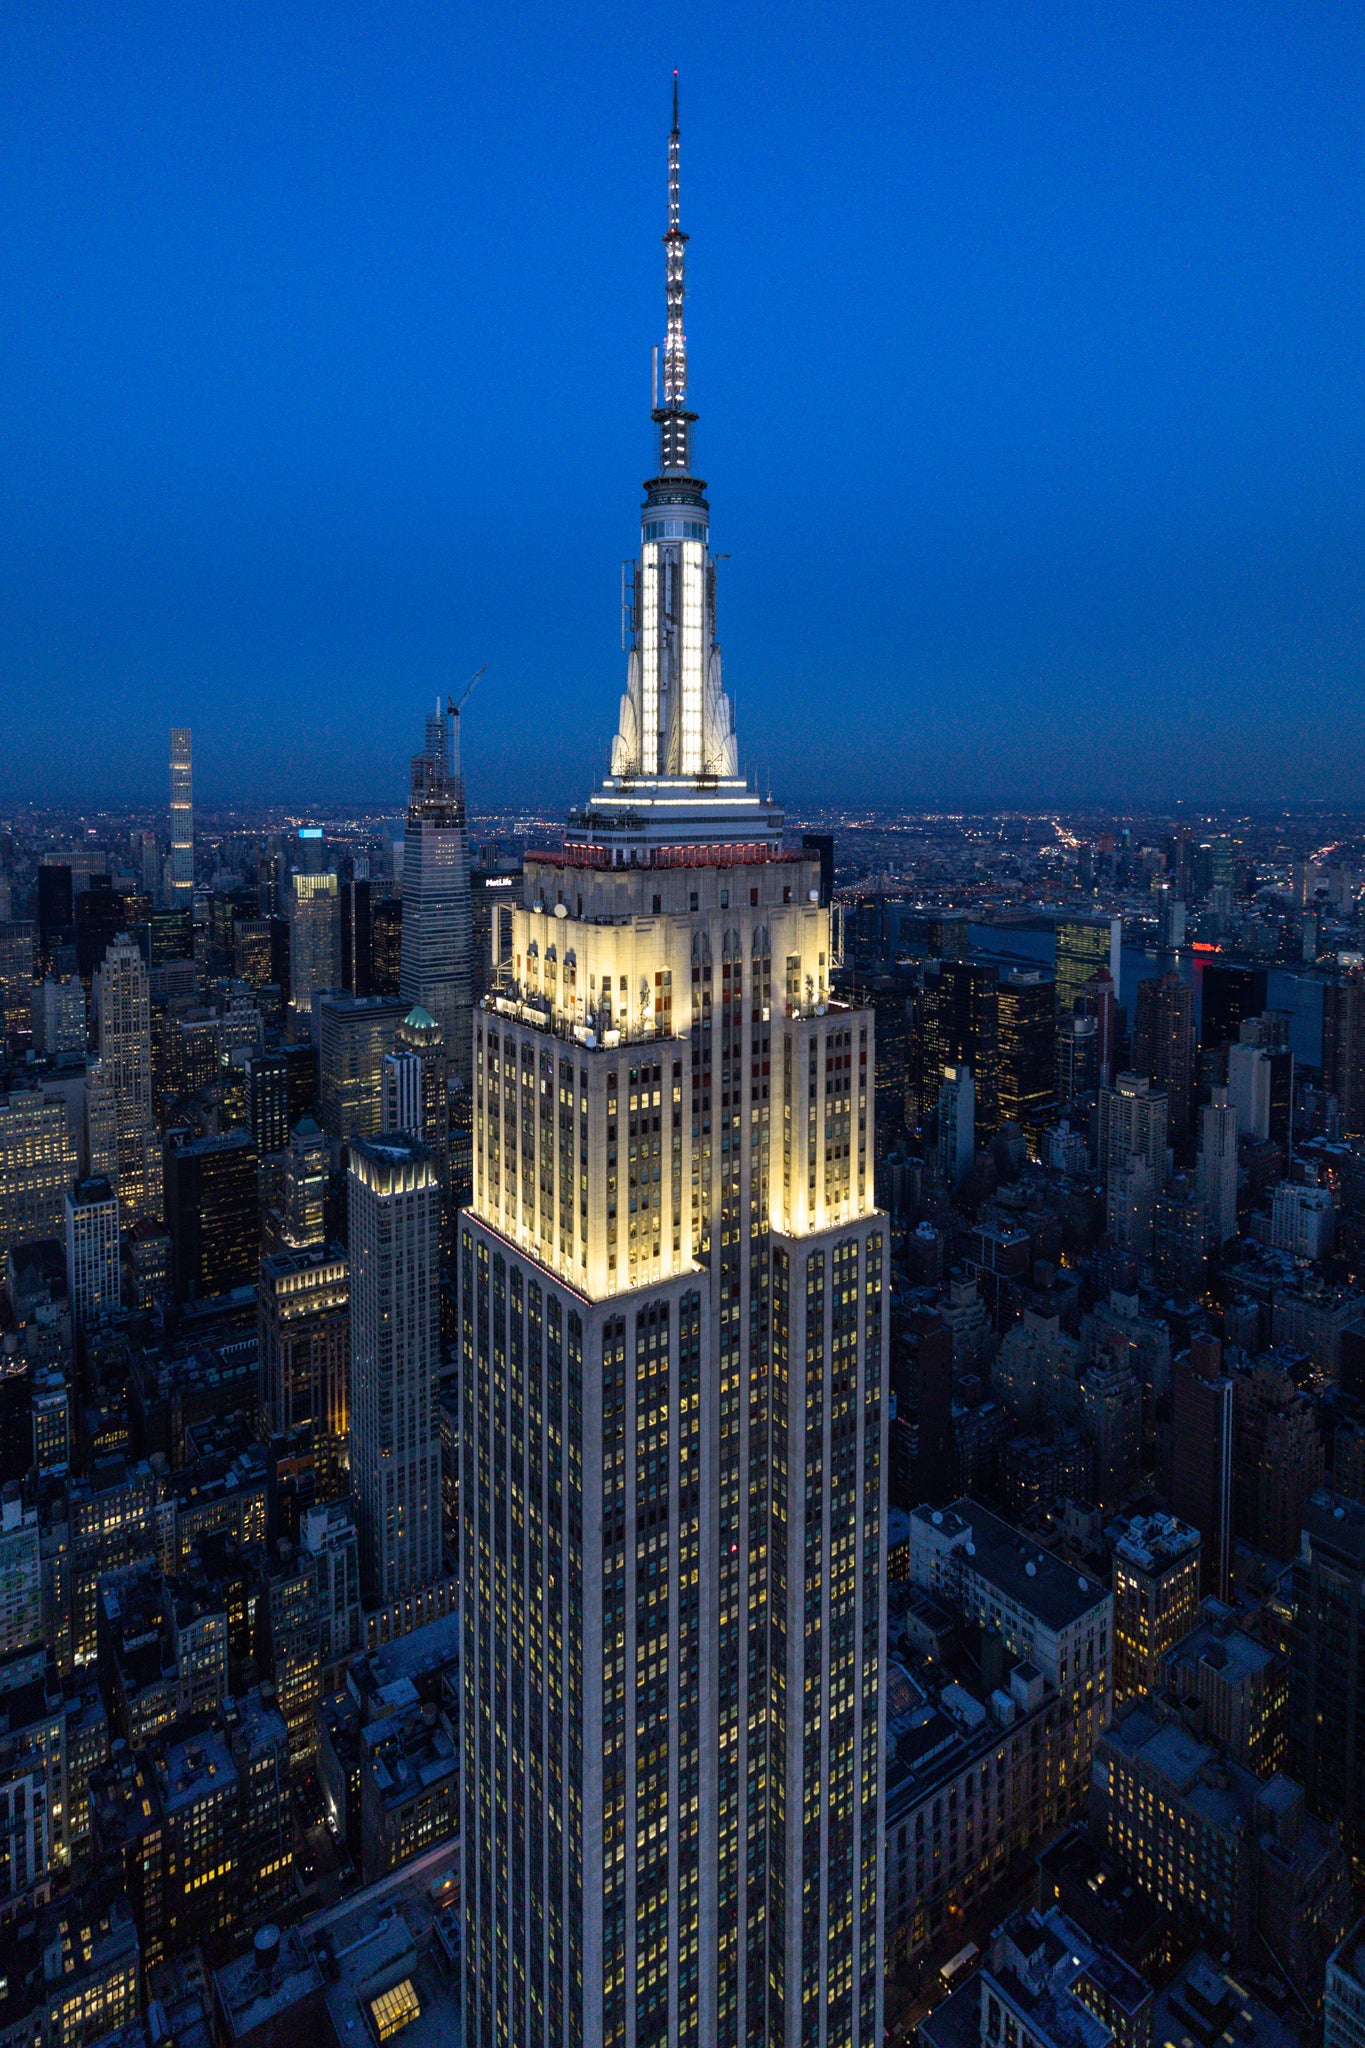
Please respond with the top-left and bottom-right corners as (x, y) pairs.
(993, 1960), (1110, 2048)
(914, 1500), (1110, 1632)
(884, 1645), (1056, 1826)
(350, 1133), (433, 1169)
(156, 1725), (238, 1815)
(1161, 1615), (1276, 1686)
(1113, 1511), (1201, 1574)
(364, 1611), (460, 1692)
(214, 1926), (324, 2041)
(297, 1840), (462, 2048)
(168, 1129), (255, 1159)
(1102, 1701), (1323, 1854)
(1149, 1952), (1297, 2048)
(1303, 1488), (1365, 1567)
(917, 1975), (980, 2048)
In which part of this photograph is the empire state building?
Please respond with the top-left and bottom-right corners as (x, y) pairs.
(459, 85), (886, 2048)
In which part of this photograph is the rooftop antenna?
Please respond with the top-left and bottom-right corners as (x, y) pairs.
(662, 71), (687, 409)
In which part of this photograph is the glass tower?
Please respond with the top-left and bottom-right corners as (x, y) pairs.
(400, 703), (474, 1087)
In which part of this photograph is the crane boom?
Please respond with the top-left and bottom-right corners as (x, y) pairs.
(449, 664), (487, 718)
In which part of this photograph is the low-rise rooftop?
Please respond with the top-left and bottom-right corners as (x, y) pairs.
(912, 1499), (1109, 1632)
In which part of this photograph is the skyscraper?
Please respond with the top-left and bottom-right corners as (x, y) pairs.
(90, 934), (162, 1224)
(244, 1047), (291, 1155)
(65, 1175), (121, 1327)
(259, 1245), (350, 1501)
(1098, 1070), (1169, 1182)
(348, 1134), (441, 1604)
(1200, 961), (1267, 1053)
(0, 1091), (79, 1260)
(995, 967), (1055, 1141)
(1324, 965), (1365, 1141)
(382, 1005), (450, 1199)
(282, 1117), (328, 1249)
(1226, 1037), (1272, 1140)
(1153, 1177), (1208, 1298)
(339, 877), (373, 996)
(458, 92), (885, 2048)
(1292, 1491), (1365, 1877)
(1196, 1083), (1239, 1245)
(0, 922), (35, 1037)
(399, 703), (472, 1086)
(32, 974), (86, 1062)
(316, 991), (408, 1141)
(286, 871), (340, 1037)
(35, 864), (73, 977)
(168, 728), (193, 906)
(1111, 1512), (1201, 1704)
(909, 957), (999, 1134)
(164, 1130), (257, 1301)
(1106, 1154), (1156, 1257)
(1075, 963), (1117, 1090)
(1054, 914), (1120, 1088)
(1133, 969), (1195, 1142)
(370, 896), (403, 996)
(937, 1062), (975, 1191)
(138, 827), (160, 900)
(1170, 1334), (1233, 1601)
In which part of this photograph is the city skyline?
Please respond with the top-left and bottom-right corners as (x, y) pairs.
(3, 55), (1365, 2048)
(5, 7), (1365, 812)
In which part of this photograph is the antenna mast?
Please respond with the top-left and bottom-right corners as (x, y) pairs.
(662, 72), (687, 408)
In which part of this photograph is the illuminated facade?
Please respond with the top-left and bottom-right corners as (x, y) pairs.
(1111, 1512), (1201, 1705)
(287, 871), (340, 1036)
(91, 934), (163, 1225)
(459, 88), (886, 2048)
(168, 726), (193, 905)
(0, 1090), (79, 1263)
(259, 1245), (351, 1499)
(383, 1004), (451, 1196)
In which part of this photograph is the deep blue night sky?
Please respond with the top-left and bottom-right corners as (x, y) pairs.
(3, 3), (1365, 813)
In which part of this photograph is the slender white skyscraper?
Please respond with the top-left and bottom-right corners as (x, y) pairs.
(168, 728), (194, 905)
(459, 85), (885, 2048)
(348, 1133), (442, 1604)
(400, 704), (473, 1086)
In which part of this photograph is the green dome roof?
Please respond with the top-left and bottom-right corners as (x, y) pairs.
(403, 1005), (437, 1029)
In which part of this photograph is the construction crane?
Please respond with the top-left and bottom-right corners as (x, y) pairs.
(448, 664), (486, 721)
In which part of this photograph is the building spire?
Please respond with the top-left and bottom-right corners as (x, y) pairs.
(599, 82), (768, 823)
(661, 72), (688, 413)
